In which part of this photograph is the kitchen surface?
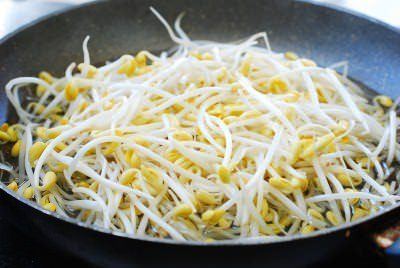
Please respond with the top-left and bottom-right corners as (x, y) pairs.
(0, 0), (399, 267)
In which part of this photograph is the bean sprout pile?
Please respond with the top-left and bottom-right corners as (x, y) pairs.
(1, 9), (400, 242)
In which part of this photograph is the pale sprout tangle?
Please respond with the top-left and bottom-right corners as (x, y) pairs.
(1, 7), (400, 242)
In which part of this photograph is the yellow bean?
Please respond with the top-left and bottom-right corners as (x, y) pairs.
(195, 190), (217, 205)
(64, 82), (79, 101)
(48, 162), (67, 172)
(375, 95), (393, 107)
(173, 204), (193, 217)
(201, 209), (225, 225)
(308, 208), (324, 221)
(59, 118), (69, 125)
(36, 85), (46, 97)
(337, 173), (362, 187)
(279, 216), (292, 228)
(351, 208), (369, 221)
(118, 59), (137, 76)
(269, 79), (288, 93)
(218, 218), (232, 229)
(269, 177), (294, 194)
(240, 61), (251, 76)
(300, 133), (335, 159)
(301, 225), (315, 234)
(55, 142), (68, 152)
(46, 128), (61, 139)
(301, 59), (317, 67)
(43, 203), (56, 212)
(264, 209), (276, 222)
(291, 177), (308, 192)
(261, 199), (269, 218)
(141, 166), (163, 193)
(326, 211), (339, 226)
(172, 130), (192, 141)
(11, 140), (21, 157)
(23, 187), (35, 199)
(132, 137), (150, 147)
(76, 181), (90, 188)
(41, 171), (57, 191)
(0, 130), (10, 142)
(39, 71), (54, 83)
(135, 51), (148, 67)
(28, 103), (45, 114)
(7, 181), (18, 192)
(77, 63), (98, 78)
(102, 142), (119, 156)
(125, 150), (141, 168)
(29, 142), (47, 164)
(40, 194), (50, 206)
(35, 127), (47, 140)
(7, 127), (18, 142)
(284, 51), (298, 60)
(218, 165), (231, 183)
(1, 123), (8, 131)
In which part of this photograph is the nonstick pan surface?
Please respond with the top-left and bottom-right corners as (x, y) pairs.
(0, 0), (399, 267)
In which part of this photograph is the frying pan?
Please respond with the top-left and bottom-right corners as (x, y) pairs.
(0, 0), (399, 267)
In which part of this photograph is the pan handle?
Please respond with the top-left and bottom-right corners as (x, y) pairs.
(380, 240), (400, 268)
(358, 206), (400, 267)
(373, 221), (400, 267)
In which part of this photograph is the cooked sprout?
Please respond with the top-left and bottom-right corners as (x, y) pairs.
(43, 203), (57, 212)
(1, 8), (399, 242)
(11, 140), (21, 157)
(23, 187), (35, 199)
(7, 181), (18, 192)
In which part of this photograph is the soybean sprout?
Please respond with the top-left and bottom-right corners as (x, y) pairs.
(1, 8), (399, 241)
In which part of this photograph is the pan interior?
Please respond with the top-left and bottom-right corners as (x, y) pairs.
(0, 0), (399, 245)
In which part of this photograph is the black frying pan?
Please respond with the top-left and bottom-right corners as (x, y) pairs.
(0, 0), (400, 267)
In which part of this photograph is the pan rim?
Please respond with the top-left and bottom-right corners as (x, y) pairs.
(0, 0), (399, 246)
(2, 181), (400, 246)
